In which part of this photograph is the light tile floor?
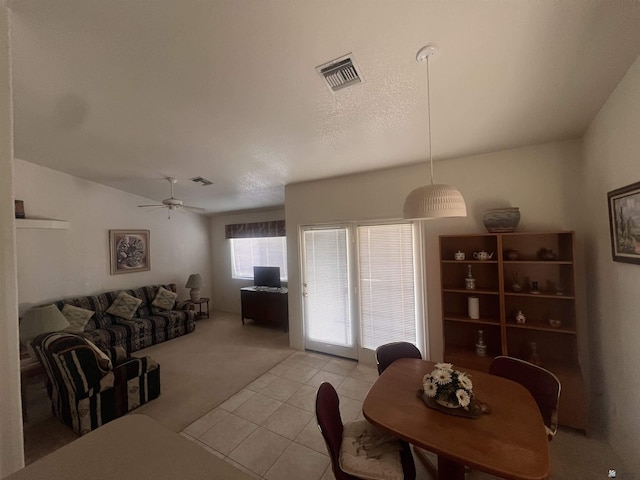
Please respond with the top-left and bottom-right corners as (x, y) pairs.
(181, 350), (369, 480)
(181, 351), (630, 480)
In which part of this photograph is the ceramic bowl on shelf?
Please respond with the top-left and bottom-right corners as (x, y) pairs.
(548, 319), (562, 328)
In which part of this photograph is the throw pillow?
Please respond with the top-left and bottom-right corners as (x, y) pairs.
(339, 419), (404, 480)
(151, 287), (177, 311)
(61, 304), (94, 333)
(106, 291), (142, 321)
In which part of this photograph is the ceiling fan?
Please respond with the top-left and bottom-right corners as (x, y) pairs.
(138, 177), (206, 219)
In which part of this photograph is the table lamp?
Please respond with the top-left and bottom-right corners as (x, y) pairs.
(185, 274), (203, 301)
(19, 304), (70, 356)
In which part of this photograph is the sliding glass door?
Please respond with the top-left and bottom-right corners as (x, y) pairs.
(301, 226), (356, 358)
(301, 222), (423, 361)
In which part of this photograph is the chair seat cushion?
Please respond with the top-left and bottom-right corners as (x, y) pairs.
(339, 419), (404, 480)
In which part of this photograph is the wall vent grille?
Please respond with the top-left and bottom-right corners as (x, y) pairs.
(316, 54), (364, 92)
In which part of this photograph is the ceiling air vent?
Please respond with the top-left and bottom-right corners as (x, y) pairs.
(190, 176), (213, 186)
(316, 53), (364, 92)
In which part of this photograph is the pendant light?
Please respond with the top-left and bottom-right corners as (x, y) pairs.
(403, 45), (467, 220)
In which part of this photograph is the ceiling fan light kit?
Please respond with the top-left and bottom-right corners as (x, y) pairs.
(138, 177), (206, 219)
(403, 44), (467, 220)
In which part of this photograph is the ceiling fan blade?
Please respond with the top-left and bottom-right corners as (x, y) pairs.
(140, 206), (167, 213)
(183, 205), (206, 212)
(138, 204), (165, 208)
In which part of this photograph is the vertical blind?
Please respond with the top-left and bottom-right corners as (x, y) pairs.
(358, 223), (417, 350)
(303, 228), (352, 346)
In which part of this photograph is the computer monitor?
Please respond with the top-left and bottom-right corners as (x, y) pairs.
(253, 266), (281, 288)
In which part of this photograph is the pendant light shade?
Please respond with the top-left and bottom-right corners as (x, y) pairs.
(403, 45), (467, 220)
(403, 184), (467, 219)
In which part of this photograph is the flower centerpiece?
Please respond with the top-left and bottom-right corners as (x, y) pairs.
(422, 363), (474, 410)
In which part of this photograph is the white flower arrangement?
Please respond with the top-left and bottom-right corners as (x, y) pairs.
(423, 363), (474, 410)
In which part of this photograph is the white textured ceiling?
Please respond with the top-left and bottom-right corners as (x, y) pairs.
(8, 1), (640, 214)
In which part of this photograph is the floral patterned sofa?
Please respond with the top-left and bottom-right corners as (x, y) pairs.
(53, 283), (196, 353)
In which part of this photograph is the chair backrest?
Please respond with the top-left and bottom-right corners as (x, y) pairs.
(375, 342), (422, 375)
(489, 356), (561, 438)
(316, 382), (359, 480)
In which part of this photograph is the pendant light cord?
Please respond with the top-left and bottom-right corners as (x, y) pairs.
(426, 55), (434, 186)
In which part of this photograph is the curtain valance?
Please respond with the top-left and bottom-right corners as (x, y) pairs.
(225, 220), (286, 239)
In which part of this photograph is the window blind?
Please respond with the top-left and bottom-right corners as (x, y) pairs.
(230, 237), (288, 279)
(358, 223), (417, 350)
(303, 228), (352, 346)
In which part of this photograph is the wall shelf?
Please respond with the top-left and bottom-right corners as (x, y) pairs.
(16, 219), (70, 230)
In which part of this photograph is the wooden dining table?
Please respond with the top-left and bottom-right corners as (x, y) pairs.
(362, 358), (550, 480)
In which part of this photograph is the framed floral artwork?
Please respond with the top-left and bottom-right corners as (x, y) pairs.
(608, 181), (640, 265)
(109, 230), (150, 274)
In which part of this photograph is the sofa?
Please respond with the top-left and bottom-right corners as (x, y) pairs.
(32, 332), (161, 435)
(53, 283), (196, 353)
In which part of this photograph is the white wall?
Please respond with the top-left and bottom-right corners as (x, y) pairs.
(210, 209), (285, 313)
(0, 3), (26, 476)
(14, 159), (213, 311)
(581, 54), (640, 471)
(285, 140), (583, 358)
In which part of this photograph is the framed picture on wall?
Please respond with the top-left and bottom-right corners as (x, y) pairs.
(607, 181), (640, 265)
(109, 230), (150, 274)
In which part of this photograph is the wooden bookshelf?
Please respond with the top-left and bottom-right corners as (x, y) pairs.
(439, 231), (586, 430)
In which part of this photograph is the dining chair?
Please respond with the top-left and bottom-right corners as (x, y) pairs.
(489, 356), (561, 440)
(375, 342), (422, 375)
(315, 382), (416, 480)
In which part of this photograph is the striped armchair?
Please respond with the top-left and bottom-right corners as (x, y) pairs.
(32, 332), (160, 435)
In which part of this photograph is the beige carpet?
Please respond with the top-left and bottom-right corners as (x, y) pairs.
(22, 312), (293, 464)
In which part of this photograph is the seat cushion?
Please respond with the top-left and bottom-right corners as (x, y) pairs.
(339, 419), (404, 480)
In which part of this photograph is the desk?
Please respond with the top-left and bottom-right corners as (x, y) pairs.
(240, 287), (288, 332)
(362, 358), (549, 480)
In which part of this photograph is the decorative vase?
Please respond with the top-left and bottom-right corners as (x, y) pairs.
(530, 281), (540, 294)
(482, 207), (521, 233)
(468, 296), (480, 319)
(465, 265), (476, 290)
(537, 248), (557, 260)
(475, 330), (487, 357)
(436, 398), (460, 409)
(528, 341), (542, 366)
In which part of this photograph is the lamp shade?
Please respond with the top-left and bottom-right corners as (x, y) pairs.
(403, 184), (467, 220)
(19, 304), (70, 341)
(185, 274), (203, 289)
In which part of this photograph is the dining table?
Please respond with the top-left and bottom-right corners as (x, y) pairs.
(362, 358), (550, 480)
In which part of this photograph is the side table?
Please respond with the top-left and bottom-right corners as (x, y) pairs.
(20, 356), (45, 422)
(189, 298), (210, 319)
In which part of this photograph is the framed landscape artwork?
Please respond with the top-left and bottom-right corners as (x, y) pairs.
(109, 230), (150, 274)
(608, 181), (640, 265)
